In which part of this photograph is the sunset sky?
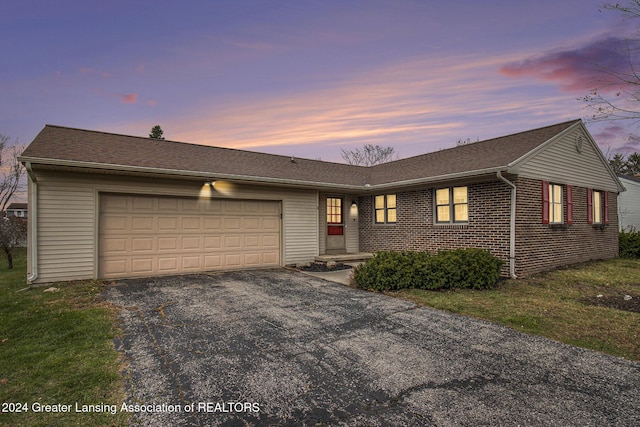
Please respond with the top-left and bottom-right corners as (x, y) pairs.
(2, 0), (638, 162)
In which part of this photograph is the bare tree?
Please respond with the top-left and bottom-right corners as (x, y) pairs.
(582, 1), (640, 133)
(0, 134), (25, 214)
(0, 217), (26, 269)
(340, 144), (398, 166)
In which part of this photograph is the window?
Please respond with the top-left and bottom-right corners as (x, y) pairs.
(549, 184), (563, 224)
(326, 197), (342, 224)
(542, 181), (572, 225)
(435, 186), (468, 223)
(374, 194), (396, 224)
(588, 189), (608, 225)
(593, 191), (602, 224)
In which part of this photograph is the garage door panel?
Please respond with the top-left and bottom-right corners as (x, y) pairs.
(244, 217), (260, 230)
(181, 236), (202, 250)
(204, 217), (222, 230)
(132, 258), (154, 274)
(262, 234), (279, 248)
(132, 197), (154, 211)
(225, 254), (242, 268)
(99, 194), (281, 279)
(158, 217), (178, 230)
(158, 237), (178, 250)
(158, 198), (179, 211)
(224, 218), (242, 229)
(132, 216), (154, 231)
(225, 236), (242, 249)
(182, 256), (201, 269)
(182, 217), (201, 230)
(102, 237), (127, 253)
(132, 237), (154, 252)
(100, 216), (128, 232)
(205, 255), (222, 269)
(158, 257), (178, 272)
(263, 218), (279, 231)
(245, 235), (260, 248)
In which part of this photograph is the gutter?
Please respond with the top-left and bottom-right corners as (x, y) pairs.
(17, 156), (366, 191)
(18, 155), (507, 192)
(24, 162), (38, 284)
(496, 171), (517, 279)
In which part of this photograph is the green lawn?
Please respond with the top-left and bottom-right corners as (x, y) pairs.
(392, 258), (640, 361)
(0, 250), (128, 427)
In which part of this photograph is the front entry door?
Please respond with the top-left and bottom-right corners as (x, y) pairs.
(326, 197), (346, 254)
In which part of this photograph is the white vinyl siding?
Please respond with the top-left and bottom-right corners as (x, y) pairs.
(37, 182), (95, 282)
(517, 125), (620, 193)
(29, 170), (319, 283)
(618, 177), (640, 231)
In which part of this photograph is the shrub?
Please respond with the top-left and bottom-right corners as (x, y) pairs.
(619, 227), (640, 259)
(353, 248), (503, 291)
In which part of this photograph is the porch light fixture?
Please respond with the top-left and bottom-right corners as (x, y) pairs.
(351, 200), (357, 208)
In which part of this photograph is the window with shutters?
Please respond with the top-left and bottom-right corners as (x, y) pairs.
(542, 181), (573, 225)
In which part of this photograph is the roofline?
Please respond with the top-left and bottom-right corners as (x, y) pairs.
(368, 166), (506, 190)
(19, 156), (509, 192)
(18, 156), (365, 191)
(507, 120), (582, 170)
(507, 120), (625, 193)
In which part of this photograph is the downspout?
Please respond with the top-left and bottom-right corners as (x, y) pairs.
(25, 162), (38, 284)
(496, 171), (517, 279)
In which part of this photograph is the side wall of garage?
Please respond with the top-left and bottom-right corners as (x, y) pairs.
(28, 170), (319, 283)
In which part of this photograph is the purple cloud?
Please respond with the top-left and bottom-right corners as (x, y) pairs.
(500, 36), (637, 93)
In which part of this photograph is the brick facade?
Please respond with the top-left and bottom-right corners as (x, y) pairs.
(358, 178), (619, 277)
(514, 177), (618, 276)
(358, 180), (512, 275)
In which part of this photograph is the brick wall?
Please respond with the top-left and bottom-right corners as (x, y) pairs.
(514, 177), (618, 276)
(358, 180), (512, 275)
(358, 177), (619, 277)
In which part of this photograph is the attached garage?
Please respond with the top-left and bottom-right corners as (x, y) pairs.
(99, 194), (281, 279)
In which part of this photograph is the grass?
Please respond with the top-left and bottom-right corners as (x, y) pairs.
(0, 249), (128, 427)
(391, 258), (640, 361)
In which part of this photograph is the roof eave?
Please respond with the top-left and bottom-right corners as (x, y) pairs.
(368, 166), (508, 191)
(18, 156), (365, 191)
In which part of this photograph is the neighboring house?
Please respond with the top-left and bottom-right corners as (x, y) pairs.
(19, 119), (624, 284)
(618, 175), (640, 231)
(6, 202), (28, 219)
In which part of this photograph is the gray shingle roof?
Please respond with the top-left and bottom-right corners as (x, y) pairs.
(20, 120), (582, 189)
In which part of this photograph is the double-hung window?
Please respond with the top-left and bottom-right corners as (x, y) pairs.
(549, 184), (563, 224)
(542, 181), (573, 224)
(588, 189), (608, 225)
(435, 186), (468, 223)
(374, 194), (396, 224)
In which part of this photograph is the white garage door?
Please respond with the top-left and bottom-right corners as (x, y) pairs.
(99, 194), (281, 279)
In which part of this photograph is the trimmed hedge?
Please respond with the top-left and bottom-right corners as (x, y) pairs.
(353, 248), (503, 291)
(619, 228), (640, 259)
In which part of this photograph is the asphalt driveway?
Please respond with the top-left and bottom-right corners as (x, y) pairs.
(103, 269), (640, 426)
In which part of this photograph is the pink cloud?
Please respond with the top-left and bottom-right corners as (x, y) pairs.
(500, 36), (637, 93)
(120, 93), (138, 104)
(146, 99), (157, 106)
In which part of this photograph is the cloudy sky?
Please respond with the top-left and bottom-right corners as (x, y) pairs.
(2, 0), (638, 162)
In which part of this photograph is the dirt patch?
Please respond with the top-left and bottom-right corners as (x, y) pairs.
(580, 293), (640, 313)
(296, 262), (352, 272)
